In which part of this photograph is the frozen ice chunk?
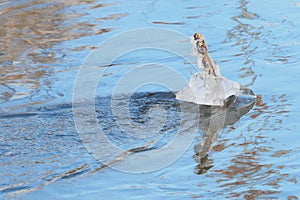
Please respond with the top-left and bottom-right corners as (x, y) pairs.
(176, 33), (241, 106)
(176, 73), (240, 106)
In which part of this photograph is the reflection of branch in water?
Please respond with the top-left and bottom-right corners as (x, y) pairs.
(193, 90), (256, 174)
(205, 94), (292, 198)
(194, 154), (214, 175)
(94, 88), (255, 175)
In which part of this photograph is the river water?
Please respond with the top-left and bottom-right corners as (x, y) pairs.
(1, 0), (300, 199)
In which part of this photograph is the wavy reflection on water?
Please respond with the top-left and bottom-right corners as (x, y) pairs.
(202, 94), (296, 199)
(0, 1), (119, 103)
(225, 0), (263, 87)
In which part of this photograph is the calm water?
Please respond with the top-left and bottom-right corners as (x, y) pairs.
(1, 0), (300, 199)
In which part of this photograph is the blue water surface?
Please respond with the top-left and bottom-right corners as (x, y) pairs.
(1, 0), (300, 199)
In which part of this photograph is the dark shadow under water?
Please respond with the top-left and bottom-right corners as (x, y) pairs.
(0, 89), (255, 196)
(93, 89), (256, 173)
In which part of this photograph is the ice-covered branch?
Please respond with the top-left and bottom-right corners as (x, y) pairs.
(176, 33), (241, 106)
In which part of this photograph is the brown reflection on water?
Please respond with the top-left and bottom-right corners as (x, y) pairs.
(199, 94), (295, 198)
(211, 4), (295, 195)
(0, 1), (116, 102)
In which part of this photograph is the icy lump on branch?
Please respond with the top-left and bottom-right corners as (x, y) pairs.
(176, 33), (241, 106)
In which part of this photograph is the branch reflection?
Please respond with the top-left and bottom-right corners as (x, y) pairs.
(101, 88), (256, 173)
